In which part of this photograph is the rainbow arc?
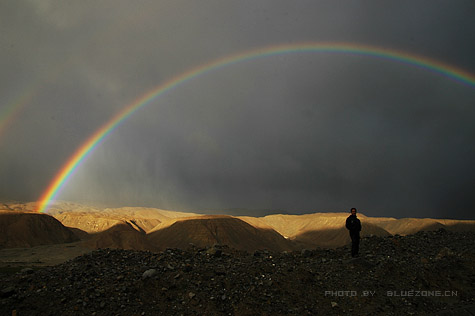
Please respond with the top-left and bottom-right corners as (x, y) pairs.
(37, 42), (475, 212)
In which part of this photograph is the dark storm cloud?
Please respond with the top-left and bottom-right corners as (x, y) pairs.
(1, 1), (474, 219)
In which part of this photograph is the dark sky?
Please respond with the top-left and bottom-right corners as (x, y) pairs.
(1, 1), (474, 219)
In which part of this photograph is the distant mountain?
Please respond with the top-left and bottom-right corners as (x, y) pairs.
(375, 218), (445, 235)
(50, 205), (200, 233)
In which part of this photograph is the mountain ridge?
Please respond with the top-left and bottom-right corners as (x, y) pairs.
(1, 201), (475, 252)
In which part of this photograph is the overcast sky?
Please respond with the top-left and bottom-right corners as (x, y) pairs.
(1, 1), (474, 219)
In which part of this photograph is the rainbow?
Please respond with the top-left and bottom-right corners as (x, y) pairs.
(0, 96), (28, 142)
(0, 8), (153, 146)
(37, 42), (475, 212)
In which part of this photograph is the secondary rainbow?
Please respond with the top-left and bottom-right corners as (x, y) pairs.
(0, 9), (152, 145)
(0, 96), (28, 142)
(37, 42), (475, 212)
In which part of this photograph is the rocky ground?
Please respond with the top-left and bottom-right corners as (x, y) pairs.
(1, 229), (474, 316)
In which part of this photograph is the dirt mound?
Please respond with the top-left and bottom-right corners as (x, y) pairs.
(67, 227), (90, 240)
(147, 215), (295, 252)
(0, 212), (79, 249)
(83, 222), (156, 251)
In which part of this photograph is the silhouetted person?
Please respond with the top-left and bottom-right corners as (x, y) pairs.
(346, 207), (361, 257)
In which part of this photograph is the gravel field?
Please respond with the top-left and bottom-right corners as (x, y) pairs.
(1, 229), (474, 315)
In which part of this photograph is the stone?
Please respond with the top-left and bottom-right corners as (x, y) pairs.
(1, 287), (15, 298)
(142, 269), (157, 279)
(206, 247), (222, 257)
(21, 268), (34, 274)
(347, 257), (375, 269)
(436, 247), (454, 260)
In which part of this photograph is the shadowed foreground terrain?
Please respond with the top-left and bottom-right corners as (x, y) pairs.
(1, 202), (474, 314)
(1, 229), (474, 316)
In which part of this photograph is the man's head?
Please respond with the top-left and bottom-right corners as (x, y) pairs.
(351, 208), (357, 216)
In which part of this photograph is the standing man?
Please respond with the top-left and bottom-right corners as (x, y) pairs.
(346, 207), (362, 257)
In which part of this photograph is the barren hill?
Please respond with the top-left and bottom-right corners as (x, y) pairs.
(147, 215), (295, 252)
(240, 213), (391, 248)
(374, 217), (475, 235)
(53, 212), (133, 234)
(2, 201), (475, 253)
(0, 212), (79, 249)
(242, 213), (365, 238)
(376, 218), (446, 235)
(83, 222), (157, 251)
